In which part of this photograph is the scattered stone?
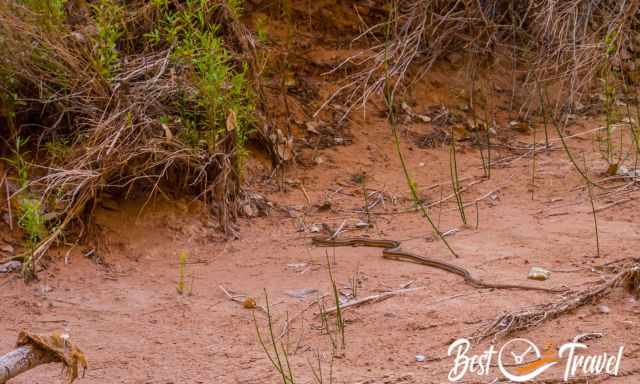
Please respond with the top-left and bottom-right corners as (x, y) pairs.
(528, 267), (551, 281)
(597, 304), (611, 314)
(355, 220), (369, 229)
(287, 262), (308, 270)
(415, 354), (426, 363)
(0, 260), (21, 273)
(416, 114), (431, 123)
(442, 228), (459, 237)
(285, 288), (318, 299)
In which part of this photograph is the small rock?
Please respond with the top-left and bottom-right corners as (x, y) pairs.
(285, 288), (318, 299)
(415, 114), (431, 123)
(355, 220), (369, 229)
(597, 304), (611, 314)
(415, 354), (426, 362)
(287, 262), (308, 270)
(309, 224), (321, 233)
(528, 267), (551, 281)
(0, 260), (22, 273)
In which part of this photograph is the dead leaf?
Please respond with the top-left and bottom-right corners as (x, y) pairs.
(161, 123), (173, 141)
(226, 109), (238, 132)
(243, 297), (257, 309)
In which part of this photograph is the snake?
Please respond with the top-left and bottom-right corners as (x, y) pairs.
(312, 236), (565, 293)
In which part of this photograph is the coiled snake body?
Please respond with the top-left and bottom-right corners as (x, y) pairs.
(312, 236), (564, 293)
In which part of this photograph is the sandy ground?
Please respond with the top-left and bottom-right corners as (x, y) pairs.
(2, 113), (640, 384)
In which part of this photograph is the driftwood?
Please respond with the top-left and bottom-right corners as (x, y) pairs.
(0, 345), (55, 383)
(0, 330), (87, 384)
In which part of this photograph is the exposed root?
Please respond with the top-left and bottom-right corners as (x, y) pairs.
(474, 264), (640, 341)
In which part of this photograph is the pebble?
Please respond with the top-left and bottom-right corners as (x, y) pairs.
(0, 260), (22, 273)
(528, 267), (551, 281)
(415, 354), (426, 363)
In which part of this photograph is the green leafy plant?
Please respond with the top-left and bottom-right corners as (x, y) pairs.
(92, 0), (124, 79)
(45, 138), (71, 163)
(325, 253), (345, 353)
(254, 290), (296, 384)
(18, 197), (48, 278)
(3, 136), (30, 188)
(155, 0), (254, 171)
(449, 126), (467, 225)
(255, 15), (269, 44)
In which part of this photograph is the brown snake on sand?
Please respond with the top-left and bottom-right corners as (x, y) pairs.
(312, 236), (566, 293)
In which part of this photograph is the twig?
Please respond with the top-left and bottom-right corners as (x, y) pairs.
(219, 285), (266, 313)
(329, 220), (346, 240)
(324, 287), (424, 314)
(299, 183), (311, 206)
(278, 295), (327, 340)
(593, 198), (632, 213)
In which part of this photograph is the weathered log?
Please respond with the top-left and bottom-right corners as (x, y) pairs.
(0, 330), (87, 384)
(0, 345), (55, 383)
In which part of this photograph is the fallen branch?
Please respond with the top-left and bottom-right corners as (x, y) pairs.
(0, 330), (87, 384)
(324, 287), (424, 315)
(593, 198), (632, 213)
(474, 265), (640, 340)
(0, 346), (55, 383)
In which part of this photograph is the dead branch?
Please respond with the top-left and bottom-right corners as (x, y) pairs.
(324, 287), (424, 314)
(474, 265), (640, 340)
(0, 330), (87, 384)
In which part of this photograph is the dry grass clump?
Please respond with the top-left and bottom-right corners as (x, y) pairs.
(325, 0), (640, 116)
(0, 0), (270, 273)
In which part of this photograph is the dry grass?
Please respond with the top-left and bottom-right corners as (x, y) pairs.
(0, 1), (273, 270)
(322, 0), (640, 118)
